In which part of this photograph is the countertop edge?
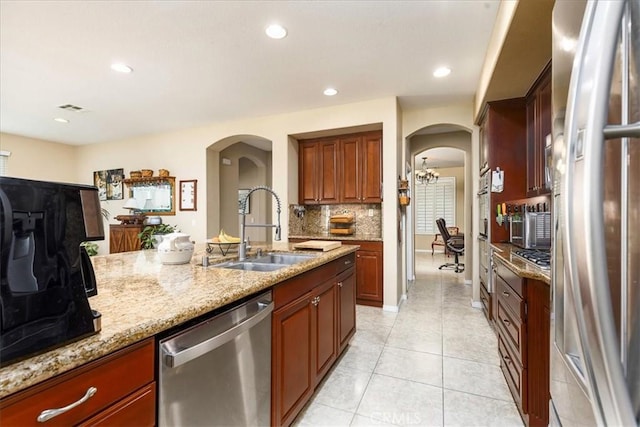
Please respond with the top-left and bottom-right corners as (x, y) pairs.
(490, 243), (551, 285)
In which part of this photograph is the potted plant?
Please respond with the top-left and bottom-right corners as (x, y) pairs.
(138, 223), (177, 249)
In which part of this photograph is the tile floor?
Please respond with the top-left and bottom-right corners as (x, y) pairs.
(293, 252), (524, 426)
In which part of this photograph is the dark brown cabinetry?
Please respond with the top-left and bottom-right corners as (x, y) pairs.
(298, 130), (382, 205)
(476, 99), (527, 243)
(526, 63), (552, 197)
(493, 256), (550, 427)
(354, 241), (383, 307)
(0, 339), (155, 426)
(298, 139), (340, 205)
(340, 131), (382, 203)
(109, 224), (143, 253)
(271, 254), (356, 427)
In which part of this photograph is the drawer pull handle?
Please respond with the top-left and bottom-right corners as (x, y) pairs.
(345, 260), (352, 265)
(502, 317), (511, 326)
(504, 354), (511, 363)
(502, 291), (510, 297)
(37, 387), (97, 422)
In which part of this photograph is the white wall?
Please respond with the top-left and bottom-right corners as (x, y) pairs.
(0, 133), (77, 182)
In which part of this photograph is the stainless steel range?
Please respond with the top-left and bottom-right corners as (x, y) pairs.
(513, 248), (551, 270)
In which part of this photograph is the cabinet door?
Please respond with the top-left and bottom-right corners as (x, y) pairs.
(299, 141), (319, 204)
(339, 135), (361, 203)
(526, 96), (538, 195)
(312, 279), (337, 385)
(110, 225), (142, 254)
(360, 132), (382, 203)
(272, 292), (314, 427)
(356, 249), (383, 306)
(318, 139), (339, 203)
(337, 268), (356, 352)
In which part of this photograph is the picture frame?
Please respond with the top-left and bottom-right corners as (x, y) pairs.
(93, 168), (124, 201)
(179, 179), (197, 211)
(238, 188), (250, 214)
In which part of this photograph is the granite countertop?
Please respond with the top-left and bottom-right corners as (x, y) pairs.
(490, 243), (551, 285)
(0, 243), (358, 399)
(289, 233), (382, 242)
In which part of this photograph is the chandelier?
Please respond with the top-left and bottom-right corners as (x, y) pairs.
(415, 157), (439, 185)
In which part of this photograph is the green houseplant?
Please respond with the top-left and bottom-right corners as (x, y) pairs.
(81, 207), (110, 256)
(138, 223), (177, 249)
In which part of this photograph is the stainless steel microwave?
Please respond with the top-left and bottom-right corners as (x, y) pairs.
(510, 210), (551, 249)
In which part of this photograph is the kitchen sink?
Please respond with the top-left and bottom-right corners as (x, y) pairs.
(251, 252), (316, 265)
(213, 252), (316, 272)
(214, 261), (289, 272)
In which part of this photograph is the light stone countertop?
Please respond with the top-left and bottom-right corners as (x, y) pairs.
(0, 243), (359, 399)
(491, 243), (551, 285)
(289, 233), (382, 242)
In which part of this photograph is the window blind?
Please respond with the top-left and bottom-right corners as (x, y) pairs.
(415, 176), (455, 234)
(0, 151), (10, 176)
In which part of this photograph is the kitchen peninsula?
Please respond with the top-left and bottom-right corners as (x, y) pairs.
(0, 243), (358, 426)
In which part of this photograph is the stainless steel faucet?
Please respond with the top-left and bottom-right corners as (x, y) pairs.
(239, 186), (282, 261)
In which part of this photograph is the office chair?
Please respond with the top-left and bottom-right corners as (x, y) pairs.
(436, 218), (464, 273)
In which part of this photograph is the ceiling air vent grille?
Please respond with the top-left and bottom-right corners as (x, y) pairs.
(58, 104), (85, 112)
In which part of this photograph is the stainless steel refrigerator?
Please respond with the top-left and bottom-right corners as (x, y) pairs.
(550, 0), (639, 426)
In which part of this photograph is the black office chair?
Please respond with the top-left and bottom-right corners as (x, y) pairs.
(436, 218), (464, 273)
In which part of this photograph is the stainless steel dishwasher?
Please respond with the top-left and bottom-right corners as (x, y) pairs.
(158, 290), (273, 426)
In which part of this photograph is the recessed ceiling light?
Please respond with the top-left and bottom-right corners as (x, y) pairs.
(433, 67), (451, 78)
(323, 88), (338, 96)
(111, 63), (133, 73)
(54, 117), (69, 123)
(265, 24), (287, 39)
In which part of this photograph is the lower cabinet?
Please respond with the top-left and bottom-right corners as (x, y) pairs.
(109, 224), (143, 253)
(0, 338), (155, 426)
(493, 256), (550, 427)
(271, 253), (356, 427)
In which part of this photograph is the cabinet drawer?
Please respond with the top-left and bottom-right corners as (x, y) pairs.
(334, 253), (356, 275)
(498, 335), (527, 413)
(479, 281), (491, 321)
(496, 299), (526, 365)
(497, 276), (524, 320)
(495, 258), (523, 298)
(79, 382), (156, 427)
(1, 339), (154, 426)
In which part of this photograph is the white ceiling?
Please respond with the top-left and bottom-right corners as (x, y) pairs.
(0, 1), (500, 146)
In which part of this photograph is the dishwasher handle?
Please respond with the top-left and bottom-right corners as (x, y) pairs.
(161, 296), (273, 368)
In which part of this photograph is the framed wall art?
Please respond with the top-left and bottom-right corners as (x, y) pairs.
(93, 168), (124, 201)
(179, 179), (197, 211)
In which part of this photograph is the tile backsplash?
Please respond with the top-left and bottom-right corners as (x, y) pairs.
(289, 204), (382, 237)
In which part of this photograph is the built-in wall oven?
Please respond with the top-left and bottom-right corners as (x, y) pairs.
(478, 170), (490, 239)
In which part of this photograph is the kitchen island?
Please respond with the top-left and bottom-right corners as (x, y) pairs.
(0, 243), (358, 400)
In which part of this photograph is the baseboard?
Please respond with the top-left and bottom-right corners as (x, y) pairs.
(471, 299), (483, 309)
(465, 279), (472, 286)
(383, 304), (400, 313)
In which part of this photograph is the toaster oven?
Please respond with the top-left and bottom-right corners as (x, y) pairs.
(510, 210), (551, 249)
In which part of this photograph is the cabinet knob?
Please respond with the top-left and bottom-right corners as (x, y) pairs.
(338, 282), (343, 288)
(312, 296), (320, 306)
(502, 317), (511, 326)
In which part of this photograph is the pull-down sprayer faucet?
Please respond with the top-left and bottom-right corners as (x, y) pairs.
(238, 186), (281, 261)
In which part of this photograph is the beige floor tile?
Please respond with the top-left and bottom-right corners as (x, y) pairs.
(443, 389), (523, 426)
(312, 365), (373, 412)
(374, 346), (443, 387)
(294, 402), (355, 427)
(443, 357), (512, 401)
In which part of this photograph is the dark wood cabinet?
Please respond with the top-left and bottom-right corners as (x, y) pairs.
(526, 63), (552, 197)
(298, 139), (340, 205)
(337, 267), (356, 353)
(0, 339), (155, 426)
(355, 242), (383, 307)
(476, 99), (527, 243)
(340, 131), (382, 203)
(299, 130), (382, 205)
(271, 253), (356, 427)
(493, 256), (551, 427)
(109, 224), (143, 253)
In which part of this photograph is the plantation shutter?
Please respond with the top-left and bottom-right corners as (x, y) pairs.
(0, 151), (10, 176)
(415, 176), (456, 234)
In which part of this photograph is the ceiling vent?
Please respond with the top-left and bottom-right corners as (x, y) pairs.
(58, 104), (86, 112)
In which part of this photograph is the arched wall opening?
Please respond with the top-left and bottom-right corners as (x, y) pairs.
(205, 135), (272, 242)
(406, 125), (473, 289)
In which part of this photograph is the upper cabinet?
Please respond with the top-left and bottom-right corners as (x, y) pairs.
(298, 138), (340, 205)
(340, 131), (382, 204)
(526, 63), (552, 197)
(477, 99), (527, 243)
(299, 130), (382, 205)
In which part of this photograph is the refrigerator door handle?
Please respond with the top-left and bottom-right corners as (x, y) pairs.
(563, 1), (636, 426)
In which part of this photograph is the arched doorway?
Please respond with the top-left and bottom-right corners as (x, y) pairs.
(406, 125), (473, 291)
(205, 135), (272, 241)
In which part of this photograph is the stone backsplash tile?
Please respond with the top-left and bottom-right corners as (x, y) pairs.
(289, 204), (382, 237)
